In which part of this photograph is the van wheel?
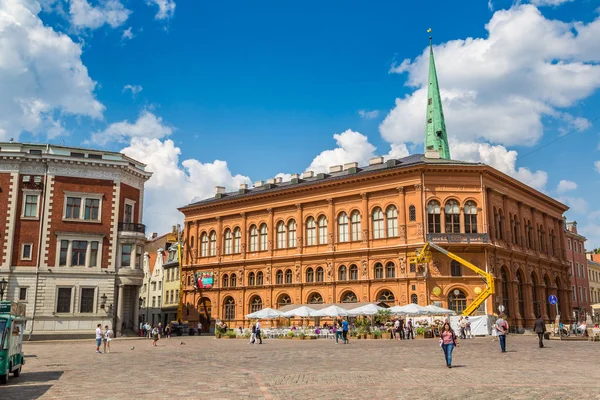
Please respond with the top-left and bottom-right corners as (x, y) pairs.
(0, 374), (7, 384)
(13, 367), (21, 377)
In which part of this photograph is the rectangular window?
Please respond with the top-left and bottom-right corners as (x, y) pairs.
(65, 197), (81, 219)
(23, 194), (39, 217)
(21, 243), (33, 260)
(158, 296), (162, 307)
(124, 203), (133, 223)
(176, 291), (179, 303)
(572, 286), (576, 301)
(567, 239), (571, 250)
(56, 287), (72, 313)
(152, 296), (156, 307)
(121, 244), (132, 267)
(80, 288), (95, 313)
(59, 240), (69, 266)
(136, 248), (142, 269)
(84, 198), (100, 220)
(152, 282), (156, 291)
(570, 261), (574, 276)
(158, 281), (162, 291)
(410, 263), (416, 273)
(170, 291), (174, 304)
(19, 287), (27, 301)
(90, 241), (99, 267)
(71, 241), (87, 266)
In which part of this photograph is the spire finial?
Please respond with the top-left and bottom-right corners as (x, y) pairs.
(427, 28), (432, 44)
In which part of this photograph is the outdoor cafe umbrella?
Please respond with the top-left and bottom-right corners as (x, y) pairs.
(245, 308), (283, 319)
(348, 303), (386, 316)
(423, 304), (456, 315)
(389, 304), (432, 316)
(281, 306), (317, 318)
(311, 305), (349, 317)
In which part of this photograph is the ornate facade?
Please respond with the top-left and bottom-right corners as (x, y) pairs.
(179, 154), (572, 329)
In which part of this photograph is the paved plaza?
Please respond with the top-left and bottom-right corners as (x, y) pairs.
(2, 335), (600, 400)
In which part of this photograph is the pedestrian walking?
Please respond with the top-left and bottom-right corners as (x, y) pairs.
(95, 324), (103, 354)
(165, 324), (171, 339)
(249, 323), (256, 344)
(465, 317), (472, 339)
(342, 318), (349, 344)
(394, 319), (400, 340)
(406, 319), (414, 339)
(197, 321), (202, 336)
(399, 317), (405, 340)
(146, 322), (152, 339)
(255, 320), (263, 344)
(152, 326), (159, 346)
(157, 322), (163, 339)
(103, 325), (113, 353)
(533, 315), (546, 348)
(495, 315), (508, 352)
(141, 322), (147, 338)
(439, 322), (458, 368)
(139, 321), (143, 337)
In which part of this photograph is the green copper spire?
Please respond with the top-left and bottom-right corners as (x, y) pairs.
(425, 33), (451, 159)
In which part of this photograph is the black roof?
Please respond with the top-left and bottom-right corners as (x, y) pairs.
(181, 154), (481, 209)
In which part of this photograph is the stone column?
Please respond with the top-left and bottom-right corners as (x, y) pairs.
(440, 204), (446, 234)
(195, 220), (200, 262)
(414, 184), (424, 241)
(502, 195), (510, 241)
(85, 242), (92, 267)
(397, 187), (407, 244)
(240, 212), (247, 258)
(539, 284), (549, 320)
(486, 188), (495, 241)
(327, 198), (334, 250)
(512, 279), (522, 327)
(117, 284), (124, 335)
(517, 202), (524, 247)
(185, 221), (191, 264)
(216, 216), (223, 258)
(267, 208), (274, 255)
(131, 247), (137, 270)
(360, 192), (369, 247)
(296, 204), (303, 253)
(132, 286), (140, 333)
(530, 207), (538, 252)
(67, 241), (73, 267)
(558, 219), (567, 261)
(524, 281), (536, 325)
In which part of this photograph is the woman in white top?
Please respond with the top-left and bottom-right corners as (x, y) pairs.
(103, 325), (113, 353)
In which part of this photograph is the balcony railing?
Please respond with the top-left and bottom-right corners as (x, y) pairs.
(118, 222), (146, 234)
(426, 233), (489, 244)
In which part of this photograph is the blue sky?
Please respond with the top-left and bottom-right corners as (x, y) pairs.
(2, 0), (600, 246)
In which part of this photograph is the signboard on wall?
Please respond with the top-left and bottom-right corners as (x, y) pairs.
(195, 272), (214, 289)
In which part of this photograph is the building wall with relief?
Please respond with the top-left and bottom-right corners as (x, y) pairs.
(0, 142), (151, 337)
(179, 154), (572, 329)
(564, 222), (590, 322)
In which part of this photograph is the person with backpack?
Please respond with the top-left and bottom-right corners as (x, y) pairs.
(495, 315), (508, 352)
(439, 322), (458, 368)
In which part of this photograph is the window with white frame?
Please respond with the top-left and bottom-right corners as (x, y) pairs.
(124, 199), (135, 223)
(276, 222), (286, 249)
(121, 244), (132, 267)
(19, 287), (27, 301)
(386, 206), (398, 237)
(224, 229), (233, 254)
(57, 236), (102, 267)
(372, 208), (384, 239)
(338, 212), (349, 243)
(259, 224), (268, 251)
(233, 228), (241, 253)
(351, 211), (361, 241)
(209, 231), (217, 256)
(306, 217), (316, 246)
(249, 225), (258, 252)
(288, 220), (296, 248)
(21, 243), (33, 260)
(22, 191), (40, 218)
(63, 192), (102, 221)
(201, 233), (208, 256)
(318, 216), (328, 245)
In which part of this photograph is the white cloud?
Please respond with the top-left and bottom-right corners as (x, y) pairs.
(358, 109), (379, 119)
(306, 129), (377, 173)
(147, 0), (175, 20)
(121, 27), (134, 40)
(69, 0), (130, 29)
(530, 0), (573, 7)
(595, 161), (600, 174)
(123, 84), (143, 96)
(451, 140), (548, 191)
(381, 5), (600, 148)
(556, 179), (577, 193)
(90, 110), (173, 145)
(578, 210), (600, 249)
(0, 0), (104, 141)
(488, 0), (494, 11)
(121, 138), (250, 235)
(559, 196), (588, 213)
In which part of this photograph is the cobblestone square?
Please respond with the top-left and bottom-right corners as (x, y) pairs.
(2, 335), (600, 400)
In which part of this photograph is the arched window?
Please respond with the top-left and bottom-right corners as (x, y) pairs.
(306, 217), (316, 246)
(249, 225), (258, 252)
(386, 262), (395, 278)
(448, 289), (467, 314)
(538, 225), (545, 252)
(350, 264), (358, 280)
(374, 263), (383, 279)
(257, 271), (264, 285)
(276, 270), (283, 284)
(224, 229), (232, 255)
(372, 208), (384, 239)
(230, 273), (237, 287)
(501, 267), (509, 316)
(306, 267), (314, 283)
(341, 291), (357, 303)
(308, 293), (323, 304)
(531, 273), (540, 317)
(427, 200), (441, 233)
(233, 228), (241, 253)
(411, 294), (418, 304)
(200, 233), (208, 257)
(527, 220), (533, 249)
(209, 231), (217, 256)
(223, 297), (235, 321)
(464, 201), (478, 234)
(338, 265), (347, 281)
(318, 216), (328, 245)
(445, 200), (460, 233)
(512, 215), (519, 245)
(451, 260), (462, 277)
(288, 220), (297, 248)
(516, 270), (525, 318)
(498, 209), (504, 240)
(248, 271), (255, 286)
(277, 294), (291, 308)
(276, 221), (286, 249)
(409, 205), (416, 222)
(351, 211), (361, 241)
(222, 274), (229, 288)
(250, 296), (262, 313)
(285, 269), (292, 284)
(316, 266), (324, 282)
(544, 275), (551, 319)
(259, 224), (268, 251)
(378, 290), (395, 304)
(387, 206), (398, 237)
(338, 212), (349, 242)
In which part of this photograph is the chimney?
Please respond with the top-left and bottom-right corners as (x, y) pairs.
(291, 173), (300, 184)
(239, 183), (248, 190)
(343, 162), (358, 170)
(369, 156), (384, 166)
(302, 171), (314, 179)
(254, 180), (264, 188)
(275, 177), (283, 184)
(329, 165), (343, 173)
(215, 186), (226, 194)
(151, 232), (158, 239)
(267, 178), (276, 184)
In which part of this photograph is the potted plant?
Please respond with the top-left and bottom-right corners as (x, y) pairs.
(372, 328), (382, 339)
(415, 327), (425, 338)
(299, 332), (306, 340)
(286, 331), (295, 339)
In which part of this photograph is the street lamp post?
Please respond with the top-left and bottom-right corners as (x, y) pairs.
(0, 278), (8, 301)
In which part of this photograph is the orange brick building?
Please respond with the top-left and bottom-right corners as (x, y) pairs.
(178, 154), (572, 330)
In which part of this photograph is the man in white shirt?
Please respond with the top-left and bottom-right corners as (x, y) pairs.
(95, 324), (103, 354)
(197, 322), (202, 336)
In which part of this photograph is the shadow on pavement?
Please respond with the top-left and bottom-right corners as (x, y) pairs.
(15, 370), (63, 383)
(1, 384), (53, 400)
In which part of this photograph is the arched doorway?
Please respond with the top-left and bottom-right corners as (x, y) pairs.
(448, 289), (467, 314)
(197, 297), (212, 333)
(223, 296), (235, 322)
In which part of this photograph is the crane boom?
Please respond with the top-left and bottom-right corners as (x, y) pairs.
(409, 242), (495, 316)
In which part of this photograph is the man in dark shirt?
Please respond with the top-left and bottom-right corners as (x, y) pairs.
(533, 315), (546, 348)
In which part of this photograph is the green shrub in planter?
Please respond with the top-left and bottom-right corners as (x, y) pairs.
(286, 331), (295, 339)
(299, 332), (306, 340)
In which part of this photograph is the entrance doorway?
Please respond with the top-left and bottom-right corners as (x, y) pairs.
(197, 297), (212, 333)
